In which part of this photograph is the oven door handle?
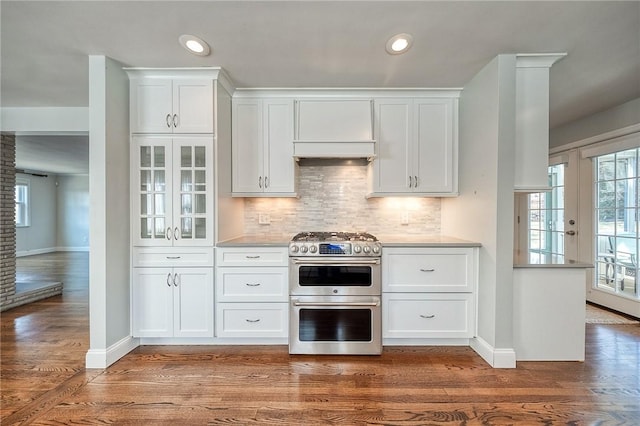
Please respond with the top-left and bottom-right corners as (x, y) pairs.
(292, 259), (380, 265)
(293, 301), (380, 307)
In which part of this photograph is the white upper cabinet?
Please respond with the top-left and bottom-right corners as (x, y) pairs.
(232, 98), (297, 196)
(369, 97), (458, 196)
(130, 78), (214, 134)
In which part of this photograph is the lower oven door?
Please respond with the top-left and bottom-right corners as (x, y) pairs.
(289, 296), (382, 355)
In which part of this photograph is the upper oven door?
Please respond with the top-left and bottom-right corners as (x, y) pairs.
(289, 257), (381, 296)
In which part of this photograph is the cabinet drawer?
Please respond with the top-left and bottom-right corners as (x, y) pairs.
(383, 293), (474, 338)
(216, 267), (288, 302)
(216, 247), (288, 267)
(215, 303), (288, 338)
(133, 247), (214, 267)
(383, 247), (476, 292)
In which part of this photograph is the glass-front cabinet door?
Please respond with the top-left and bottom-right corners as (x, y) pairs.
(173, 138), (214, 246)
(132, 136), (213, 247)
(133, 137), (173, 246)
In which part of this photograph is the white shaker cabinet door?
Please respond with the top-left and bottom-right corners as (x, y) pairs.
(172, 79), (214, 134)
(132, 268), (174, 337)
(173, 268), (214, 338)
(413, 99), (454, 193)
(372, 99), (412, 193)
(130, 79), (173, 133)
(264, 99), (295, 194)
(232, 99), (264, 193)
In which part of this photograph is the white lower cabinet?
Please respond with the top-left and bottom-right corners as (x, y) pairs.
(132, 247), (214, 338)
(383, 293), (474, 338)
(132, 267), (214, 338)
(382, 246), (478, 343)
(215, 247), (289, 340)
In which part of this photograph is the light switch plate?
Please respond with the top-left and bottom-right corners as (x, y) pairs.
(258, 213), (271, 225)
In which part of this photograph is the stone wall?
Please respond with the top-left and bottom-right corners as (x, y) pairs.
(0, 133), (17, 310)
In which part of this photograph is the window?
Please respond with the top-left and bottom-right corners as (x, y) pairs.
(15, 179), (30, 227)
(595, 148), (639, 298)
(528, 164), (565, 263)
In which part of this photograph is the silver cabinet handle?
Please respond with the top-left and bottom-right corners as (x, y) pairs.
(408, 176), (413, 188)
(166, 227), (172, 240)
(246, 255), (261, 259)
(245, 318), (261, 323)
(258, 176), (263, 189)
(420, 314), (435, 319)
(245, 283), (261, 287)
(173, 273), (180, 287)
(166, 114), (172, 128)
(414, 176), (419, 188)
(166, 273), (172, 287)
(420, 268), (435, 272)
(166, 256), (181, 259)
(264, 176), (269, 188)
(174, 227), (179, 240)
(172, 114), (178, 128)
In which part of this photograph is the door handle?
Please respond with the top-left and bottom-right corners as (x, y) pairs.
(565, 230), (576, 236)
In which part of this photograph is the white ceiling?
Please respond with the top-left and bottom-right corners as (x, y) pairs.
(2, 1), (639, 174)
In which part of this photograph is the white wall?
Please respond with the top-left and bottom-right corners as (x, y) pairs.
(441, 55), (517, 368)
(86, 55), (134, 369)
(56, 175), (89, 249)
(550, 97), (640, 149)
(15, 172), (57, 255)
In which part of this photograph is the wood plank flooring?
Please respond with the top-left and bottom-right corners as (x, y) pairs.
(2, 252), (640, 425)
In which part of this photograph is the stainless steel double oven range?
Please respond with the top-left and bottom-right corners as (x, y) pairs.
(288, 232), (382, 355)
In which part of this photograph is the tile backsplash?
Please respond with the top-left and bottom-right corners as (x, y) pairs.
(243, 161), (441, 236)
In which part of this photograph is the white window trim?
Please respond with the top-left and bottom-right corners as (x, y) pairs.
(15, 178), (30, 228)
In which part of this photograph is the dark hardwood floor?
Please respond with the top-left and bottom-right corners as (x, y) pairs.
(2, 252), (639, 424)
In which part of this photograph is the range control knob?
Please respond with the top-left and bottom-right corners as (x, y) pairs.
(290, 245), (299, 253)
(309, 245), (317, 254)
(372, 245), (380, 254)
(353, 245), (362, 254)
(363, 245), (371, 254)
(300, 245), (308, 254)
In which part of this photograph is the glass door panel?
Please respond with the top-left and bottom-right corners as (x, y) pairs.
(133, 137), (172, 246)
(173, 138), (212, 246)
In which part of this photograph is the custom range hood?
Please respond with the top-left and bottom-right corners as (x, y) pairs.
(293, 99), (376, 160)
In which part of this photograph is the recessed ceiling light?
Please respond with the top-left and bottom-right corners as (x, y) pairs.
(386, 33), (413, 55)
(179, 34), (211, 56)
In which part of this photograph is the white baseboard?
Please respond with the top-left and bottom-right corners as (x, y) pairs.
(85, 336), (139, 369)
(470, 336), (517, 368)
(56, 246), (90, 252)
(16, 247), (57, 257)
(16, 246), (89, 257)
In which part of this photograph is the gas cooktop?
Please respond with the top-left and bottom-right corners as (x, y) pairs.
(289, 232), (381, 256)
(291, 232), (378, 243)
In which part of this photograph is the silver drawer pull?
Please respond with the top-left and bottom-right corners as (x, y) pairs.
(245, 255), (261, 259)
(420, 268), (435, 272)
(245, 283), (261, 287)
(166, 256), (181, 259)
(245, 318), (261, 323)
(420, 314), (436, 319)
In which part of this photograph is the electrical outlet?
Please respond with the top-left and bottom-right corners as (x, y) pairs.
(258, 213), (271, 225)
(401, 211), (409, 225)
